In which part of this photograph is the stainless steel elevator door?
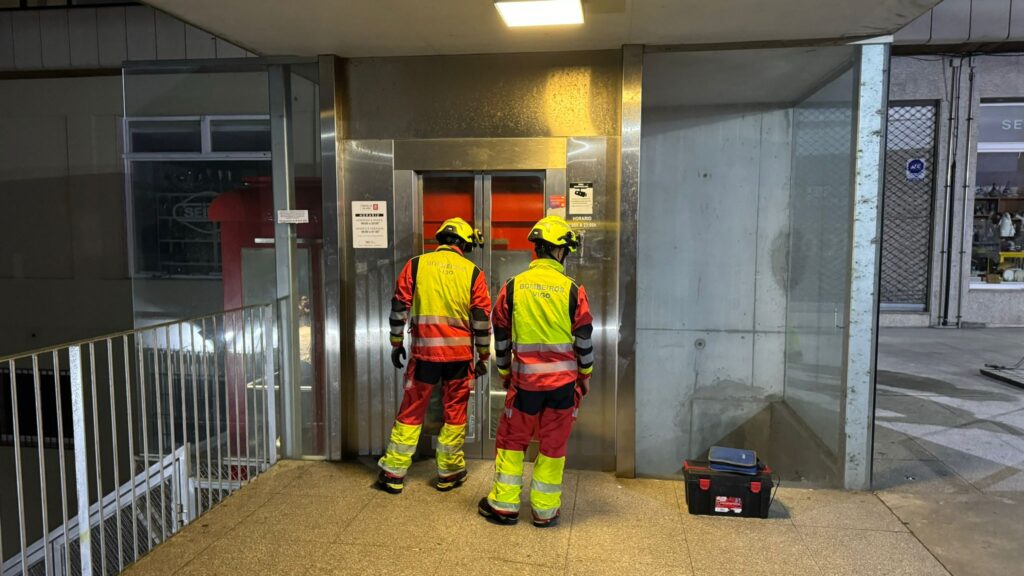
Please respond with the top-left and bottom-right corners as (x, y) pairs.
(418, 171), (545, 458)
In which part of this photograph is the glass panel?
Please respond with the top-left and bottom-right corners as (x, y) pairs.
(129, 119), (202, 154)
(210, 118), (271, 153)
(488, 173), (544, 439)
(125, 62), (326, 458)
(125, 69), (271, 326)
(422, 174), (475, 250)
(785, 67), (856, 484)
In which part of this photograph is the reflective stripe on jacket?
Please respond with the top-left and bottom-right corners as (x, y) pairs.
(390, 245), (492, 362)
(492, 258), (593, 391)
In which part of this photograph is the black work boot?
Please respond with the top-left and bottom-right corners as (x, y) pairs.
(478, 497), (519, 525)
(376, 470), (404, 494)
(532, 509), (561, 528)
(435, 469), (468, 492)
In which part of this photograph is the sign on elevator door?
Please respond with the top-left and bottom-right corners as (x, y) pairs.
(352, 201), (388, 248)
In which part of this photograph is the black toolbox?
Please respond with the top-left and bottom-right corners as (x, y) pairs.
(682, 459), (774, 518)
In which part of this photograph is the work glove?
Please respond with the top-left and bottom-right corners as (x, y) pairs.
(390, 346), (407, 370)
(576, 373), (591, 398)
(474, 359), (488, 378)
(498, 368), (512, 390)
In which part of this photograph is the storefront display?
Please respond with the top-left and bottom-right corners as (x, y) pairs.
(972, 103), (1024, 285)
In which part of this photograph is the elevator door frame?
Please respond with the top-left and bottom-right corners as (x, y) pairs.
(414, 170), (557, 460)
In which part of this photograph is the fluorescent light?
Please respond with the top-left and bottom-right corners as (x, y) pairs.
(495, 0), (584, 27)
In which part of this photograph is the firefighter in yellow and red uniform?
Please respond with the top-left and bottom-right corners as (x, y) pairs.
(478, 216), (593, 527)
(377, 217), (491, 494)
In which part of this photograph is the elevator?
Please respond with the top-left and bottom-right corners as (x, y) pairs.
(339, 136), (618, 470)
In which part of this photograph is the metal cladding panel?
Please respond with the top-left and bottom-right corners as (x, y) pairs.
(929, 0), (971, 44)
(566, 136), (618, 471)
(394, 138), (567, 171)
(215, 38), (246, 58)
(343, 140), (397, 456)
(894, 9), (932, 44)
(0, 13), (14, 70)
(154, 10), (186, 60)
(39, 9), (71, 69)
(68, 8), (100, 68)
(184, 24), (216, 60)
(96, 7), (128, 68)
(12, 11), (42, 70)
(970, 0), (1011, 42)
(344, 51), (621, 140)
(125, 5), (157, 61)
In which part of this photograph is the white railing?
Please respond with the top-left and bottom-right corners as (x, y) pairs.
(0, 303), (279, 576)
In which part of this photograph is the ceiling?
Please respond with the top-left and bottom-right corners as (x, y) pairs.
(145, 0), (940, 58)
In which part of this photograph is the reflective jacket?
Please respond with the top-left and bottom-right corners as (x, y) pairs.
(492, 258), (593, 391)
(389, 245), (492, 362)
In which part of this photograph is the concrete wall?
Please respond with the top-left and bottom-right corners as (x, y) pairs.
(0, 74), (132, 356)
(889, 54), (1024, 326)
(636, 106), (791, 476)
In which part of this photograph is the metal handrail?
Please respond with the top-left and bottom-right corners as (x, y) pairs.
(0, 302), (280, 576)
(0, 303), (276, 365)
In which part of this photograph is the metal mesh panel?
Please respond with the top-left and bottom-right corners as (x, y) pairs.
(881, 104), (937, 308)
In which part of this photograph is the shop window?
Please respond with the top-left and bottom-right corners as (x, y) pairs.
(973, 103), (1024, 286)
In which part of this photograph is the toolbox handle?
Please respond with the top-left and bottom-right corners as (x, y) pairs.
(699, 478), (711, 491)
(750, 481), (762, 494)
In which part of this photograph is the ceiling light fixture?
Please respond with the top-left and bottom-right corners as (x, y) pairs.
(495, 0), (584, 27)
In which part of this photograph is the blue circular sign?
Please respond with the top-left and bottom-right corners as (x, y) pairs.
(907, 159), (925, 174)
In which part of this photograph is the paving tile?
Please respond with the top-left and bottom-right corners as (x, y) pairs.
(337, 494), (462, 550)
(878, 491), (1024, 576)
(780, 488), (907, 532)
(243, 459), (313, 493)
(301, 542), (448, 576)
(873, 424), (938, 461)
(687, 522), (821, 576)
(910, 421), (1024, 486)
(443, 554), (565, 576)
(237, 489), (374, 543)
(575, 470), (679, 514)
(796, 526), (950, 576)
(568, 508), (690, 568)
(121, 530), (217, 576)
(282, 460), (377, 496)
(874, 394), (970, 427)
(978, 458), (1024, 493)
(872, 459), (976, 495)
(567, 559), (692, 575)
(175, 530), (327, 576)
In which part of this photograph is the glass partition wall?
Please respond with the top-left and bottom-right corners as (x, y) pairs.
(123, 60), (327, 458)
(637, 45), (880, 487)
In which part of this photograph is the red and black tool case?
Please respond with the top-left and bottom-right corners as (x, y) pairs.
(682, 459), (774, 518)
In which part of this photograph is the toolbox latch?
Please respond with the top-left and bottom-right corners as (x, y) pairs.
(699, 478), (711, 491)
(750, 481), (762, 494)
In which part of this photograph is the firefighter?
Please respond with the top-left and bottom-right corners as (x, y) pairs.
(478, 215), (593, 527)
(377, 217), (492, 494)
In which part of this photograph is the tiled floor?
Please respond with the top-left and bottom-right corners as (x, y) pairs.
(124, 459), (947, 576)
(874, 327), (1024, 576)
